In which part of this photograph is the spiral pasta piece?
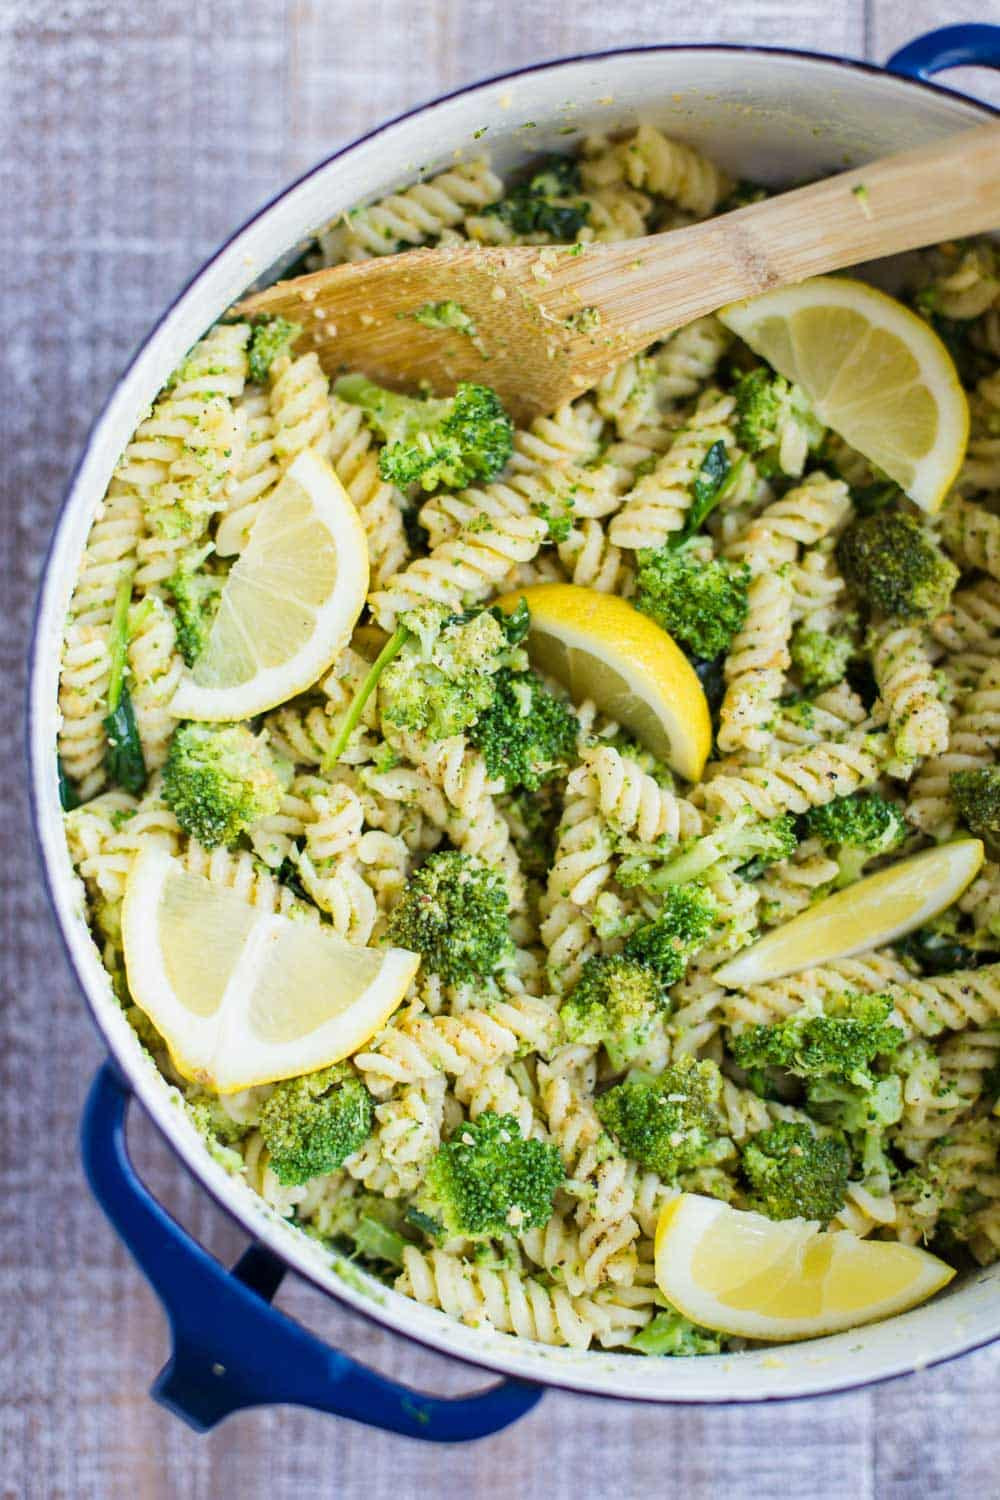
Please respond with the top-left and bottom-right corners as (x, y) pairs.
(325, 393), (409, 586)
(397, 1245), (654, 1348)
(718, 570), (793, 756)
(315, 159), (503, 264)
(215, 387), (281, 556)
(569, 745), (702, 845)
(940, 494), (1000, 578)
(870, 621), (950, 774)
(907, 659), (1000, 834)
(702, 732), (887, 819)
(269, 352), (331, 464)
(584, 124), (730, 218)
(609, 393), (737, 551)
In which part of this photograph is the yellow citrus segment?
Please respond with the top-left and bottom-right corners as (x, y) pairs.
(494, 583), (711, 781)
(714, 838), (984, 990)
(122, 848), (419, 1092)
(169, 448), (370, 721)
(655, 1195), (955, 1341)
(719, 277), (969, 512)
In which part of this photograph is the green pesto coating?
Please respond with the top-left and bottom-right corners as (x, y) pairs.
(595, 1058), (728, 1179)
(950, 766), (1000, 842)
(410, 300), (477, 336)
(384, 850), (511, 983)
(836, 512), (958, 619)
(162, 721), (282, 849)
(334, 374), (513, 491)
(247, 315), (302, 383)
(741, 1121), (850, 1222)
(634, 543), (750, 661)
(802, 792), (908, 886)
(419, 1112), (564, 1238)
(259, 1064), (374, 1185)
(621, 885), (717, 984)
(468, 669), (578, 791)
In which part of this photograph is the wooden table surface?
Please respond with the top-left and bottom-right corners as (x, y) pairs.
(6, 2), (1000, 1495)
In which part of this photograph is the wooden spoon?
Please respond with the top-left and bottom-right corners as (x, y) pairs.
(240, 123), (1000, 422)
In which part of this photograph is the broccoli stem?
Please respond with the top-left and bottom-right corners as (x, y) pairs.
(105, 568), (135, 715)
(322, 625), (411, 771)
(351, 1213), (407, 1267)
(101, 568), (147, 795)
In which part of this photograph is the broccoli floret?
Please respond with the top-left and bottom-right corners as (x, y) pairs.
(729, 992), (903, 1091)
(789, 624), (854, 693)
(468, 669), (578, 791)
(634, 543), (750, 661)
(247, 315), (302, 383)
(950, 767), (1000, 842)
(595, 1059), (730, 1180)
(259, 1064), (374, 1185)
(416, 1112), (564, 1238)
(559, 955), (666, 1055)
(733, 367), (823, 468)
(630, 1306), (724, 1357)
(624, 814), (796, 891)
(166, 544), (223, 666)
(162, 721), (282, 848)
(837, 512), (958, 620)
(482, 155), (590, 241)
(802, 792), (908, 887)
(385, 850), (511, 983)
(741, 1122), (850, 1222)
(622, 885), (718, 984)
(806, 1073), (903, 1135)
(380, 605), (526, 741)
(187, 1094), (253, 1149)
(734, 367), (786, 453)
(335, 374), (513, 491)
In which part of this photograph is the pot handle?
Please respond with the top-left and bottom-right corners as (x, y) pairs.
(80, 1064), (542, 1439)
(886, 24), (1000, 80)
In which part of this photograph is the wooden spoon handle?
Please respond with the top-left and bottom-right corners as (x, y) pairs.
(589, 121), (1000, 346)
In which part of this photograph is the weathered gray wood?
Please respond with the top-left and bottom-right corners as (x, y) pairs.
(4, 1), (1000, 1496)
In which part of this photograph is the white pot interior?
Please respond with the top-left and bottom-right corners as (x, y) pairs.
(31, 45), (1000, 1403)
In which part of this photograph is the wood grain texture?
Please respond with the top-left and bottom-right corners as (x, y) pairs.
(4, 2), (1000, 1496)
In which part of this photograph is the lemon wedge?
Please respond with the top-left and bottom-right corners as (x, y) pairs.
(494, 583), (711, 781)
(655, 1194), (954, 1341)
(715, 838), (983, 990)
(169, 448), (369, 722)
(121, 847), (418, 1092)
(719, 277), (969, 512)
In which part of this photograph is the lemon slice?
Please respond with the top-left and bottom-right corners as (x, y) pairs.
(715, 838), (983, 990)
(494, 583), (711, 781)
(169, 448), (369, 721)
(122, 847), (418, 1092)
(719, 277), (969, 512)
(654, 1194), (954, 1341)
